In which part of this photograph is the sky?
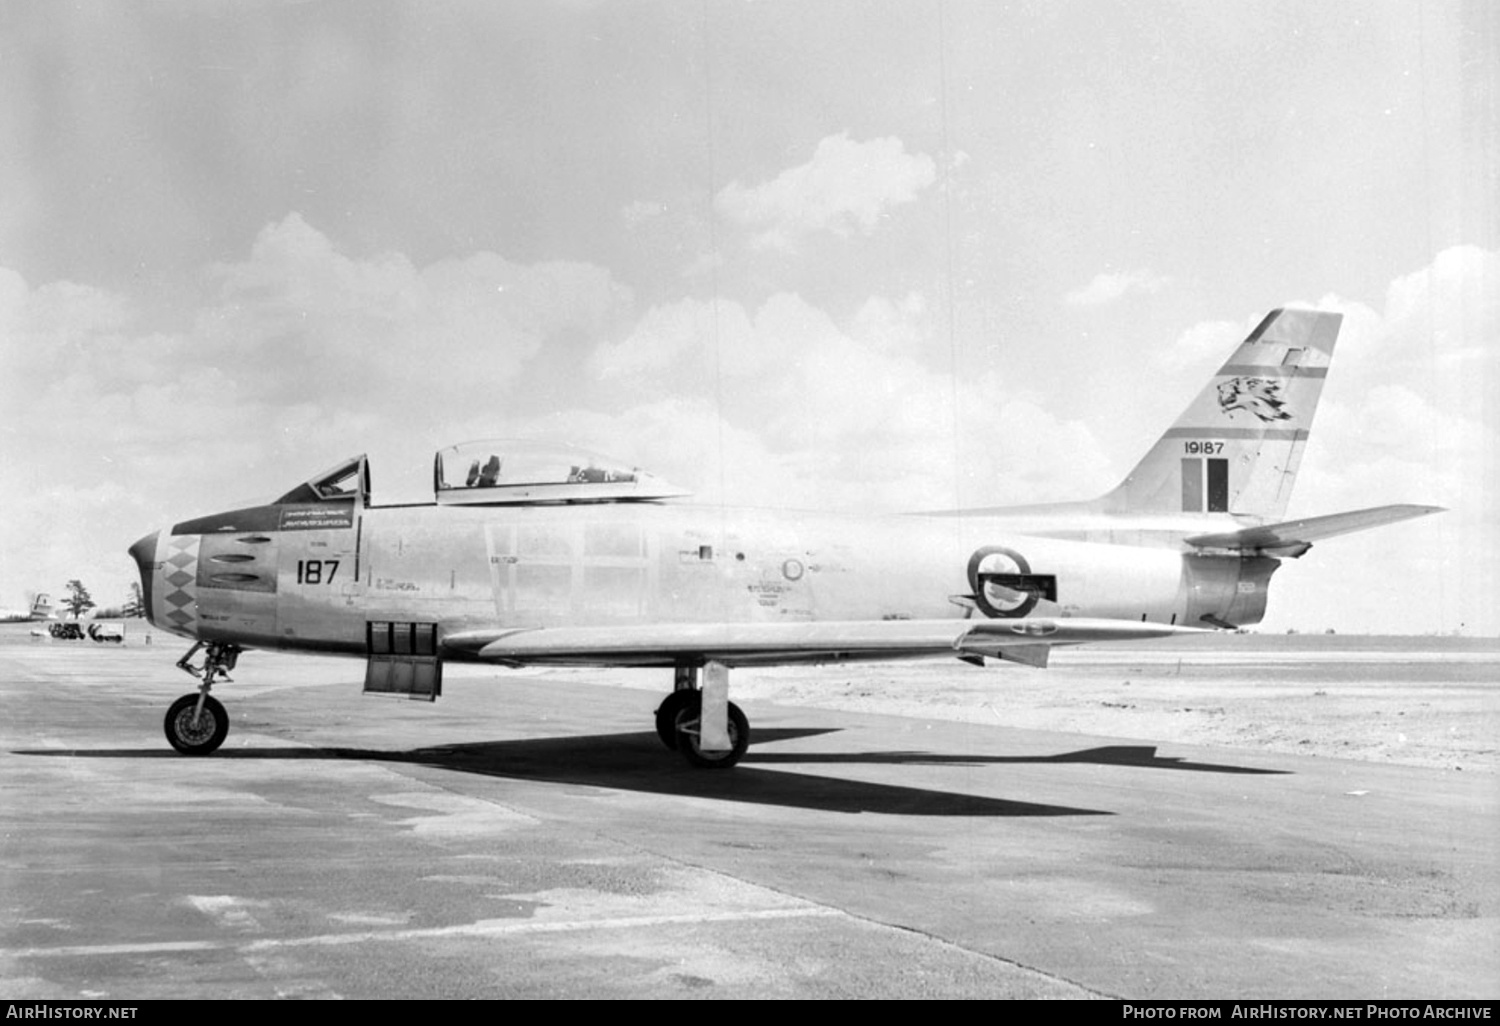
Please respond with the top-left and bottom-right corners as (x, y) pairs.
(0, 0), (1495, 634)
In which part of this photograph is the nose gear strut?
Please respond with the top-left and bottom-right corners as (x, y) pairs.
(176, 640), (240, 686)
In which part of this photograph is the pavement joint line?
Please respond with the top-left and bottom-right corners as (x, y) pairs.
(3, 906), (844, 959)
(830, 905), (1116, 1000)
(624, 847), (1115, 1000)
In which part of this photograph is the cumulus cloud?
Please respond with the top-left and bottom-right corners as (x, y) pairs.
(1301, 249), (1496, 524)
(0, 216), (634, 604)
(581, 289), (1115, 511)
(715, 133), (937, 251)
(196, 214), (632, 413)
(1159, 318), (1246, 370)
(1246, 246), (1495, 632)
(1065, 269), (1174, 306)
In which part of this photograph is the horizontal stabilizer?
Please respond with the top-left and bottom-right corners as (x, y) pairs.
(1185, 504), (1445, 556)
(446, 617), (1209, 669)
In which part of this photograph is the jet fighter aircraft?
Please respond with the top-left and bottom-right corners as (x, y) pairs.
(128, 308), (1442, 767)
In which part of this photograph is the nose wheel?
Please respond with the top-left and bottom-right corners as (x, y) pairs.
(165, 642), (240, 755)
(164, 693), (229, 755)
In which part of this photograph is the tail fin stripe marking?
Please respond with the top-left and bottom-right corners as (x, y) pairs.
(1216, 365), (1328, 379)
(1206, 459), (1229, 512)
(1181, 459), (1203, 511)
(1163, 427), (1309, 441)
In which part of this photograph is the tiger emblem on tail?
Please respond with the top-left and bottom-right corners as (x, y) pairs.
(1217, 376), (1292, 423)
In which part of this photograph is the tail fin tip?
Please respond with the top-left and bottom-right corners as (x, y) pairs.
(1243, 306), (1342, 355)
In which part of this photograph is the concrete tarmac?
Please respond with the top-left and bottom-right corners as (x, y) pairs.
(1, 635), (1495, 999)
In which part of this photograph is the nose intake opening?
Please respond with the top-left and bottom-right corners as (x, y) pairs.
(128, 530), (160, 627)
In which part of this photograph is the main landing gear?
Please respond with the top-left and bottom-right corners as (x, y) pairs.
(158, 644), (753, 768)
(653, 662), (750, 769)
(165, 642), (241, 755)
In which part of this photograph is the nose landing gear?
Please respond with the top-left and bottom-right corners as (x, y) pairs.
(165, 642), (241, 755)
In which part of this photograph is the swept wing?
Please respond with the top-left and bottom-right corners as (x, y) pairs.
(445, 617), (1207, 670)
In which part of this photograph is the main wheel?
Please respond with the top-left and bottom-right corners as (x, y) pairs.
(654, 690), (697, 750)
(164, 694), (229, 755)
(672, 693), (749, 769)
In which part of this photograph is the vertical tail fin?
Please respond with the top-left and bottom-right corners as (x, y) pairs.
(1100, 308), (1342, 521)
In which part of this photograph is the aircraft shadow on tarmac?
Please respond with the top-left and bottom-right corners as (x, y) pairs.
(12, 729), (1283, 817)
(744, 740), (1290, 775)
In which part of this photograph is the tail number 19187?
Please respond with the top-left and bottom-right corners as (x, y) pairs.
(295, 559), (340, 585)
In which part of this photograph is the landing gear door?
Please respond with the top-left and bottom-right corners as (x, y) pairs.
(364, 621), (442, 701)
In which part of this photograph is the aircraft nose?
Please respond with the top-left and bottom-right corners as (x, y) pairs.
(128, 530), (159, 625)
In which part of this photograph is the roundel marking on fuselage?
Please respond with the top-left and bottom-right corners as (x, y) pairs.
(966, 545), (1039, 619)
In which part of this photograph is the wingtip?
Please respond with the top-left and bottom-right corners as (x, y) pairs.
(1398, 504), (1449, 520)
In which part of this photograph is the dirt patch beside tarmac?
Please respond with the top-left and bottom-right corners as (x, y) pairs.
(541, 634), (1500, 775)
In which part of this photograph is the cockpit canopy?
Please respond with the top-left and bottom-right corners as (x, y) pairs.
(273, 454), (370, 506)
(433, 440), (688, 505)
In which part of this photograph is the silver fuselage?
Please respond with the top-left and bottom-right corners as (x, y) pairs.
(130, 499), (1276, 657)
